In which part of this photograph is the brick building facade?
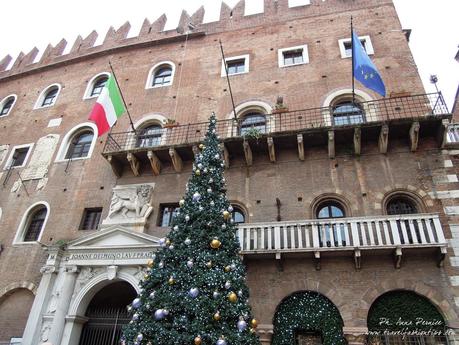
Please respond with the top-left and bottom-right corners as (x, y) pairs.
(0, 1), (458, 344)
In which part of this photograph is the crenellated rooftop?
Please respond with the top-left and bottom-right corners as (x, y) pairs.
(0, 0), (395, 81)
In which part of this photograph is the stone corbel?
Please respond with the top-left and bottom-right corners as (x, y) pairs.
(438, 247), (447, 267)
(267, 137), (276, 162)
(107, 265), (118, 280)
(106, 155), (123, 177)
(243, 140), (253, 166)
(297, 134), (304, 161)
(314, 251), (321, 270)
(275, 252), (283, 272)
(379, 124), (389, 154)
(409, 121), (420, 152)
(354, 127), (361, 155)
(147, 150), (161, 175)
(169, 148), (183, 172)
(394, 247), (402, 269)
(354, 249), (361, 269)
(222, 144), (230, 168)
(127, 153), (140, 176)
(328, 130), (335, 159)
(439, 118), (450, 148)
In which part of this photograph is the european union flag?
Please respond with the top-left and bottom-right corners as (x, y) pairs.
(352, 30), (386, 97)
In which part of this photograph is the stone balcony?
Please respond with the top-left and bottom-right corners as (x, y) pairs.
(237, 213), (447, 270)
(102, 92), (451, 177)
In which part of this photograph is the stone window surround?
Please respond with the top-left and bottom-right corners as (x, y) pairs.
(277, 44), (309, 68)
(55, 122), (98, 162)
(338, 35), (374, 59)
(13, 201), (50, 245)
(382, 190), (426, 215)
(83, 72), (110, 100)
(145, 61), (176, 89)
(221, 54), (250, 77)
(3, 143), (34, 170)
(0, 94), (17, 117)
(34, 83), (62, 109)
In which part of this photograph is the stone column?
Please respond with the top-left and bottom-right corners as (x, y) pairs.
(47, 265), (79, 345)
(60, 315), (88, 345)
(22, 265), (58, 345)
(344, 327), (368, 345)
(258, 324), (273, 345)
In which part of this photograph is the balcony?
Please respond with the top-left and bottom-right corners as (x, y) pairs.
(102, 93), (451, 177)
(237, 213), (447, 270)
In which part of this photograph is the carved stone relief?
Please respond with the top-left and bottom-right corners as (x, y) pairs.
(22, 134), (59, 181)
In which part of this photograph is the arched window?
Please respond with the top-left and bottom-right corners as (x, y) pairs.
(65, 131), (94, 159)
(387, 196), (418, 215)
(23, 207), (47, 242)
(0, 95), (16, 116)
(146, 62), (176, 89)
(136, 125), (163, 148)
(332, 101), (365, 126)
(231, 205), (246, 224)
(315, 200), (346, 247)
(41, 87), (59, 107)
(239, 113), (267, 136)
(90, 76), (108, 97)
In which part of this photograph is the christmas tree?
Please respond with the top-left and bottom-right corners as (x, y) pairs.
(122, 113), (260, 345)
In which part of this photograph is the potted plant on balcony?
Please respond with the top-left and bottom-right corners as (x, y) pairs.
(163, 118), (179, 129)
(272, 95), (289, 114)
(243, 127), (262, 142)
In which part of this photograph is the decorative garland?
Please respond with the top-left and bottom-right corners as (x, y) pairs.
(368, 290), (445, 333)
(272, 291), (347, 345)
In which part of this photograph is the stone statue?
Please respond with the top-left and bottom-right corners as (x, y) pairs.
(108, 185), (152, 219)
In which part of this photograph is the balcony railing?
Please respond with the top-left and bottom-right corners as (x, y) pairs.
(236, 213), (446, 254)
(103, 92), (449, 154)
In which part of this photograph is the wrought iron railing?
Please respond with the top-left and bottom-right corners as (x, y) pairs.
(236, 213), (446, 253)
(103, 93), (449, 154)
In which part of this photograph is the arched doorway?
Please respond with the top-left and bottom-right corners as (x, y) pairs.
(272, 291), (347, 345)
(367, 290), (446, 344)
(79, 281), (136, 345)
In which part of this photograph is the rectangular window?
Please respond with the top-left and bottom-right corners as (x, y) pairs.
(221, 54), (250, 77)
(338, 35), (374, 58)
(278, 45), (309, 67)
(4, 144), (33, 170)
(80, 207), (103, 230)
(158, 204), (180, 227)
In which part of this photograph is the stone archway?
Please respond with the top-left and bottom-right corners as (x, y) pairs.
(272, 291), (347, 345)
(78, 281), (137, 345)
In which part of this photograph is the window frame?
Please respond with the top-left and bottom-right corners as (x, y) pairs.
(332, 101), (366, 126)
(158, 203), (180, 227)
(145, 61), (176, 89)
(278, 44), (309, 68)
(231, 205), (246, 224)
(239, 113), (267, 136)
(83, 72), (110, 99)
(65, 131), (95, 160)
(55, 123), (98, 162)
(34, 83), (62, 109)
(13, 201), (50, 245)
(136, 124), (164, 148)
(79, 207), (103, 230)
(3, 143), (34, 170)
(338, 35), (374, 59)
(221, 54), (250, 77)
(0, 94), (17, 117)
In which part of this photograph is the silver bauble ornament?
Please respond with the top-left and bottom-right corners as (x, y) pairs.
(207, 188), (212, 193)
(213, 291), (220, 299)
(187, 260), (194, 268)
(137, 334), (143, 342)
(132, 313), (139, 321)
(192, 192), (201, 201)
(198, 163), (203, 169)
(163, 309), (169, 316)
(224, 281), (231, 289)
(185, 238), (191, 245)
(185, 215), (190, 222)
(150, 291), (156, 299)
(159, 261), (164, 269)
(173, 225), (179, 231)
(238, 290), (243, 297)
(189, 288), (199, 298)
(154, 309), (164, 320)
(237, 320), (247, 331)
(159, 238), (166, 247)
(216, 339), (227, 345)
(228, 205), (233, 212)
(132, 298), (141, 309)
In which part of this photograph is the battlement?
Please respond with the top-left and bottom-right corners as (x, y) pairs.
(0, 0), (394, 81)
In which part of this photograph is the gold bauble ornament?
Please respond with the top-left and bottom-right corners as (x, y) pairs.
(194, 336), (202, 345)
(210, 238), (222, 249)
(228, 292), (238, 303)
(199, 144), (205, 150)
(250, 319), (258, 328)
(179, 199), (185, 206)
(223, 210), (231, 220)
(144, 274), (149, 279)
(206, 261), (213, 268)
(195, 169), (201, 176)
(224, 266), (231, 272)
(168, 277), (175, 285)
(147, 259), (154, 268)
(165, 239), (171, 246)
(213, 312), (221, 321)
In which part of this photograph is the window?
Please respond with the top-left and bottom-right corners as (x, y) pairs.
(387, 197), (418, 215)
(65, 131), (94, 159)
(221, 54), (250, 77)
(90, 76), (108, 97)
(41, 87), (58, 107)
(231, 206), (246, 224)
(4, 144), (33, 169)
(239, 113), (266, 136)
(338, 35), (374, 58)
(23, 207), (47, 242)
(137, 125), (163, 148)
(146, 62), (176, 89)
(80, 208), (102, 230)
(0, 95), (16, 116)
(278, 45), (309, 67)
(158, 204), (179, 227)
(153, 67), (172, 87)
(316, 200), (346, 247)
(332, 101), (365, 126)
(316, 201), (345, 219)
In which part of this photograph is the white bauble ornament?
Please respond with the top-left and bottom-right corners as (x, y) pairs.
(154, 309), (164, 320)
(207, 188), (212, 193)
(192, 192), (201, 201)
(184, 238), (191, 245)
(198, 163), (203, 169)
(150, 291), (156, 299)
(159, 261), (164, 269)
(185, 215), (190, 222)
(228, 205), (233, 212)
(189, 288), (199, 298)
(132, 313), (139, 321)
(132, 298), (141, 309)
(179, 199), (185, 206)
(137, 334), (143, 342)
(173, 225), (179, 231)
(159, 238), (167, 247)
(216, 339), (227, 345)
(224, 281), (231, 289)
(187, 260), (194, 268)
(213, 291), (220, 299)
(237, 320), (247, 331)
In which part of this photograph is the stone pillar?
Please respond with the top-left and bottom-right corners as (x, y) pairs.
(258, 324), (273, 345)
(61, 315), (88, 345)
(344, 327), (368, 345)
(47, 265), (79, 345)
(22, 265), (59, 345)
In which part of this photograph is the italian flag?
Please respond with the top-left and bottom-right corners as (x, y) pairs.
(88, 74), (126, 136)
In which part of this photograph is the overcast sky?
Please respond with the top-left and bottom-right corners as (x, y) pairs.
(0, 0), (457, 109)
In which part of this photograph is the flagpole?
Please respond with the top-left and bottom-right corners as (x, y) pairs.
(108, 60), (136, 133)
(351, 16), (355, 106)
(219, 40), (238, 122)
